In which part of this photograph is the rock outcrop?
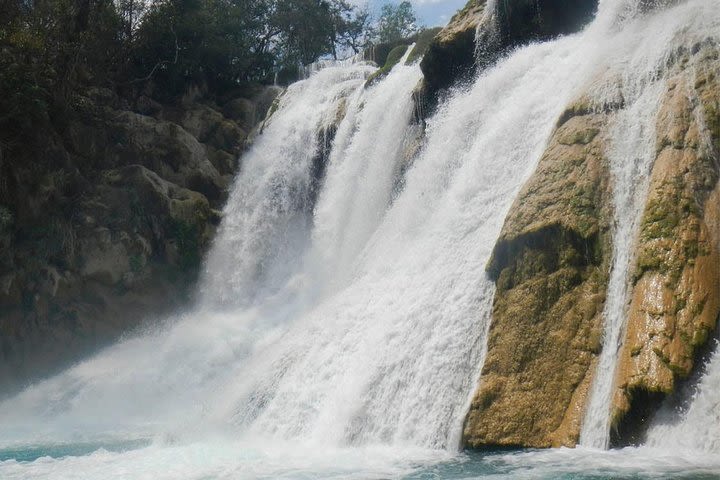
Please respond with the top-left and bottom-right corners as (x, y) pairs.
(611, 42), (720, 445)
(0, 85), (280, 393)
(418, 0), (598, 112)
(464, 99), (614, 448)
(420, 0), (487, 96)
(464, 41), (720, 449)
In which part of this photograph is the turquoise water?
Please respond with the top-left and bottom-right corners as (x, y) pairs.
(0, 440), (150, 463)
(1, 440), (719, 479)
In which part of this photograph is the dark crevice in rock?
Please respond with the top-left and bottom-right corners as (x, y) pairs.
(610, 389), (665, 447)
(497, 0), (599, 47)
(309, 126), (338, 213)
(612, 319), (720, 448)
(488, 223), (603, 284)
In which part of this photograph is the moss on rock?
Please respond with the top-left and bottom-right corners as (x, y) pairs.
(611, 44), (720, 443)
(365, 45), (409, 87)
(464, 103), (615, 448)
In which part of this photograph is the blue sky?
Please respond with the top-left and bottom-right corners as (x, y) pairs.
(364, 0), (469, 28)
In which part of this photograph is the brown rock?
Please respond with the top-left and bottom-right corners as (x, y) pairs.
(611, 44), (720, 437)
(463, 103), (614, 448)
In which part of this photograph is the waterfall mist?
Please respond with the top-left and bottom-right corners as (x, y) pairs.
(1, 0), (719, 478)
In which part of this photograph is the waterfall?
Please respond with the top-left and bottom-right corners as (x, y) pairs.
(0, 18), (601, 450)
(209, 35), (601, 447)
(577, 78), (664, 450)
(579, 0), (720, 447)
(200, 62), (375, 308)
(646, 340), (720, 452)
(0, 0), (719, 477)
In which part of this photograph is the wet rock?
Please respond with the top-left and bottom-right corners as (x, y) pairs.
(463, 101), (614, 448)
(611, 44), (720, 444)
(419, 0), (597, 112)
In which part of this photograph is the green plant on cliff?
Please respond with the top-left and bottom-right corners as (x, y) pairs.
(170, 218), (202, 272)
(365, 44), (408, 86)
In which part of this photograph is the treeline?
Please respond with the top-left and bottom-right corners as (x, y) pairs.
(0, 0), (419, 132)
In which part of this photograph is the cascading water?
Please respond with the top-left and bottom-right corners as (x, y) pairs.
(578, 74), (665, 451)
(579, 0), (720, 448)
(200, 62), (375, 307)
(1, 0), (719, 478)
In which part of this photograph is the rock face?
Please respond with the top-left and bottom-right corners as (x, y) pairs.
(419, 0), (598, 109)
(420, 0), (487, 95)
(464, 41), (720, 449)
(611, 42), (720, 444)
(495, 0), (598, 52)
(0, 85), (280, 392)
(463, 100), (614, 448)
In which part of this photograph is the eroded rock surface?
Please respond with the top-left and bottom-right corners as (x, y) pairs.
(464, 41), (720, 450)
(463, 102), (613, 448)
(611, 43), (720, 444)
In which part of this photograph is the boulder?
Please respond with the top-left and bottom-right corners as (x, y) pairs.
(611, 42), (720, 445)
(464, 99), (614, 448)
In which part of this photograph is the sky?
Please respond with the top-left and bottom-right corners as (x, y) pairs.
(364, 0), (469, 28)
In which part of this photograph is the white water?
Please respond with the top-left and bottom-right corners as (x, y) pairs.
(1, 0), (720, 478)
(578, 73), (665, 450)
(580, 0), (720, 448)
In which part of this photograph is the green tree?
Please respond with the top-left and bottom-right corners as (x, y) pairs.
(377, 0), (418, 43)
(329, 0), (373, 55)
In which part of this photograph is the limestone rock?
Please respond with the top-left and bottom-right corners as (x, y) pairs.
(420, 0), (487, 94)
(464, 41), (720, 450)
(464, 102), (614, 448)
(611, 43), (720, 440)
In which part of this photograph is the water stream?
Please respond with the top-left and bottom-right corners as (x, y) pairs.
(0, 0), (719, 478)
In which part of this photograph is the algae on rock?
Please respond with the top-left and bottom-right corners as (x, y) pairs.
(464, 103), (614, 448)
(611, 43), (720, 443)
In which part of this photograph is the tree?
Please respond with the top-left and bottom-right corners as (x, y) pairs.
(377, 0), (418, 43)
(271, 0), (335, 65)
(330, 0), (372, 55)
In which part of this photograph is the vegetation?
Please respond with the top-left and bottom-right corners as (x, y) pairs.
(0, 0), (425, 148)
(376, 1), (419, 43)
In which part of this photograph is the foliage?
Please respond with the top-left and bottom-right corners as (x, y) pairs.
(377, 1), (419, 43)
(0, 0), (422, 141)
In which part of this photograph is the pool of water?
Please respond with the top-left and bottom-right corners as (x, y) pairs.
(1, 438), (718, 479)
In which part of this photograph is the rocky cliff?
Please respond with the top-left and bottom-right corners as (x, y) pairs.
(611, 42), (720, 444)
(0, 85), (280, 393)
(417, 0), (598, 114)
(461, 29), (720, 449)
(464, 98), (614, 447)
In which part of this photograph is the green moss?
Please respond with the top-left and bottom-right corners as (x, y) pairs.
(170, 218), (202, 272)
(0, 206), (13, 232)
(673, 297), (687, 314)
(365, 45), (409, 87)
(641, 195), (681, 241)
(557, 127), (600, 146)
(702, 98), (720, 152)
(405, 28), (442, 65)
(265, 93), (283, 121)
(691, 326), (710, 347)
